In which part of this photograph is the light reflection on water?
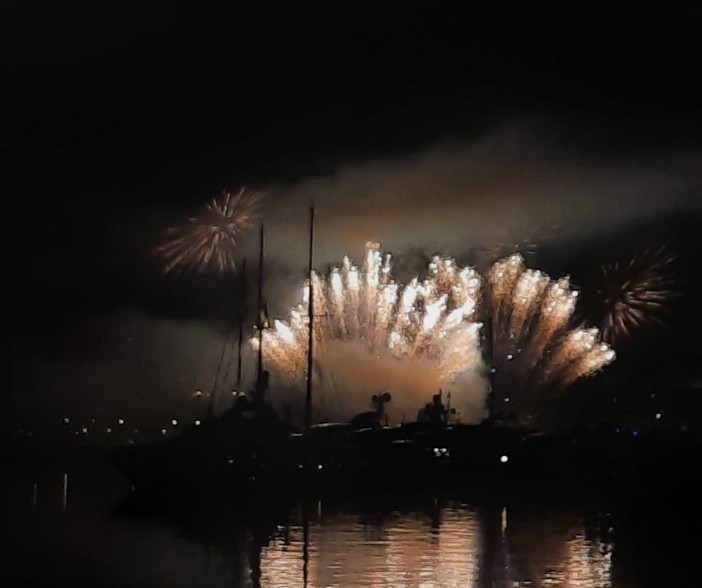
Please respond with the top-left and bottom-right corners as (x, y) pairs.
(257, 504), (612, 588)
(0, 456), (676, 588)
(261, 509), (481, 587)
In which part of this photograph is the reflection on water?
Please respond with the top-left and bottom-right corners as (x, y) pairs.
(505, 505), (613, 588)
(256, 503), (612, 588)
(261, 508), (481, 587)
(0, 455), (690, 587)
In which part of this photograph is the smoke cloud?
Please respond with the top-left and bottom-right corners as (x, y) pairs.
(260, 118), (701, 275)
(15, 118), (702, 434)
(266, 339), (488, 427)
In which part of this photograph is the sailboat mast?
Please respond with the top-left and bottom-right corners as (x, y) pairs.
(304, 205), (315, 432)
(256, 224), (264, 385)
(236, 258), (247, 391)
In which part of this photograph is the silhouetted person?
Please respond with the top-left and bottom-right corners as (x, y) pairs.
(430, 393), (447, 424)
(418, 391), (448, 425)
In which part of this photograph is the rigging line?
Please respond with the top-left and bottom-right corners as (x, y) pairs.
(222, 276), (246, 404)
(207, 331), (230, 420)
(218, 330), (236, 409)
(211, 259), (248, 416)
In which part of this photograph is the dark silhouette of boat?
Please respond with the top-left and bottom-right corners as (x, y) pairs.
(110, 207), (685, 509)
(110, 370), (641, 510)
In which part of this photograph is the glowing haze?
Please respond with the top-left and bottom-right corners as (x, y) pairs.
(254, 243), (615, 426)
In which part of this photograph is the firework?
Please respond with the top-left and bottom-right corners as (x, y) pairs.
(595, 245), (676, 343)
(154, 187), (261, 275)
(473, 219), (561, 269)
(254, 243), (615, 424)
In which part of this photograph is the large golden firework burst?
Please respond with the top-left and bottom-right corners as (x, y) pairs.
(254, 243), (616, 423)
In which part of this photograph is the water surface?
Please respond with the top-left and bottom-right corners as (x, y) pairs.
(0, 453), (693, 587)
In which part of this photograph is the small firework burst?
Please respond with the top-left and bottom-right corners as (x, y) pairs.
(473, 219), (561, 269)
(596, 245), (677, 343)
(155, 187), (261, 275)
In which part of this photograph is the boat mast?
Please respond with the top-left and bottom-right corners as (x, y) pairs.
(256, 224), (264, 386)
(236, 257), (247, 391)
(304, 205), (315, 432)
(484, 315), (496, 421)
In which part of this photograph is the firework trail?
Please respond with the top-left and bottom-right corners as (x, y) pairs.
(595, 245), (676, 343)
(154, 187), (261, 275)
(254, 243), (615, 425)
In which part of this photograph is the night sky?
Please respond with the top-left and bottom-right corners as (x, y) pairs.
(4, 1), (702, 436)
